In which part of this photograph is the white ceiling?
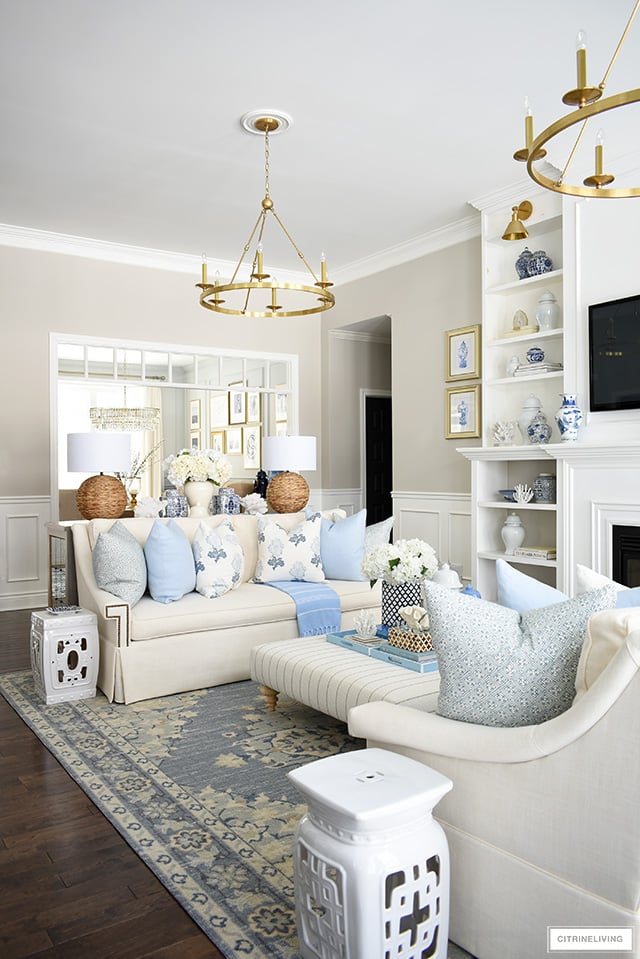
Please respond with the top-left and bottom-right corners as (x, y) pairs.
(1, 0), (638, 284)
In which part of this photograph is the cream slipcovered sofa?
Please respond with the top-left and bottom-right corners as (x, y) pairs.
(72, 511), (381, 704)
(349, 602), (640, 959)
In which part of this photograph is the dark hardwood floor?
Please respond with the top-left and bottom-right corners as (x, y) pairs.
(0, 609), (224, 959)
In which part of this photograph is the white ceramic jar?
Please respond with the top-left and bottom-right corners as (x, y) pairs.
(517, 393), (543, 443)
(501, 512), (526, 555)
(535, 291), (561, 331)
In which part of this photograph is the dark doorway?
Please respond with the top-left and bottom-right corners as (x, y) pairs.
(365, 394), (392, 524)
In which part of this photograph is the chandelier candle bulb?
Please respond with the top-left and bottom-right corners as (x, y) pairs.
(201, 254), (208, 286)
(576, 30), (588, 90)
(595, 129), (604, 175)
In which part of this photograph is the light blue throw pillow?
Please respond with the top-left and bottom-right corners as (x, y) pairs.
(92, 520), (147, 606)
(615, 586), (640, 608)
(496, 558), (569, 612)
(144, 519), (196, 603)
(320, 509), (367, 581)
(423, 580), (618, 727)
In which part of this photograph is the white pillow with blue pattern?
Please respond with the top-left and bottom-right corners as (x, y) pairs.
(192, 520), (244, 599)
(254, 513), (324, 583)
(423, 579), (619, 727)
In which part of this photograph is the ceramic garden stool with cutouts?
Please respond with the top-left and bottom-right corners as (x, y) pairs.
(30, 606), (99, 704)
(288, 747), (453, 959)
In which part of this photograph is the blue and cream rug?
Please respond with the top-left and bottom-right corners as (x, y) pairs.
(0, 671), (472, 959)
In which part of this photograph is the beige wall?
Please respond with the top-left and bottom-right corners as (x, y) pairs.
(0, 245), (322, 498)
(323, 237), (481, 494)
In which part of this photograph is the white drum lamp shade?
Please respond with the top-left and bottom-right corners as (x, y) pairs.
(67, 432), (131, 520)
(262, 436), (316, 513)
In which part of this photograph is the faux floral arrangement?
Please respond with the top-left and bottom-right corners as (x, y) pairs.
(164, 448), (233, 488)
(361, 538), (438, 586)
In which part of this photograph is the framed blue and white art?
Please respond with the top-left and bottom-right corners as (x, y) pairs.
(445, 324), (481, 382)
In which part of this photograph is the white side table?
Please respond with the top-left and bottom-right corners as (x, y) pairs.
(288, 747), (452, 959)
(30, 607), (99, 704)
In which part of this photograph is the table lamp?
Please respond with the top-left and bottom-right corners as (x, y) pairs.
(67, 432), (132, 519)
(262, 435), (316, 513)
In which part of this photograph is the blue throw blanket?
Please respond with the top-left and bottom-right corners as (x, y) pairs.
(266, 581), (342, 637)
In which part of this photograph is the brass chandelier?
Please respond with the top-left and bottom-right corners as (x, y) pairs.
(513, 0), (640, 198)
(196, 112), (335, 318)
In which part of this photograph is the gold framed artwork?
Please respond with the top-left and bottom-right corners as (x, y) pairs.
(210, 431), (224, 455)
(246, 390), (261, 424)
(243, 426), (261, 469)
(189, 398), (201, 430)
(190, 430), (201, 450)
(210, 393), (228, 429)
(445, 324), (481, 382)
(445, 385), (481, 439)
(225, 427), (242, 455)
(229, 387), (246, 425)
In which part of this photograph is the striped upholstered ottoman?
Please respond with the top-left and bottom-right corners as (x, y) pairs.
(250, 636), (440, 724)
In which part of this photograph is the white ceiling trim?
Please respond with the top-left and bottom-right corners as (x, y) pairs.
(0, 212), (481, 288)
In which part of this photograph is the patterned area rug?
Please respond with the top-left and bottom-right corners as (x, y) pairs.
(0, 671), (472, 959)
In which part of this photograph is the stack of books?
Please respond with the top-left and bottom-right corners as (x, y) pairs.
(512, 546), (557, 560)
(513, 362), (563, 377)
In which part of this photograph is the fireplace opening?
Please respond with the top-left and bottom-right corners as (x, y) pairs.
(612, 525), (640, 587)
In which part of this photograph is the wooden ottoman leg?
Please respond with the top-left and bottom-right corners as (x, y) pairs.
(259, 684), (279, 712)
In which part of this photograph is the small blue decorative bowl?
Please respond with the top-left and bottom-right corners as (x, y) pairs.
(526, 347), (545, 364)
(499, 489), (516, 501)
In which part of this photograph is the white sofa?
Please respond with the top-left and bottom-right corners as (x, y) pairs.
(349, 609), (640, 959)
(72, 512), (381, 704)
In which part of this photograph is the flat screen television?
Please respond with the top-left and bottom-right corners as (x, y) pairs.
(588, 293), (640, 412)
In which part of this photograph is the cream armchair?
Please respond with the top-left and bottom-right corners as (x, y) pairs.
(348, 628), (640, 959)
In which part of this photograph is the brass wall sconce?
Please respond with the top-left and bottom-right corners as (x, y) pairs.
(502, 201), (533, 241)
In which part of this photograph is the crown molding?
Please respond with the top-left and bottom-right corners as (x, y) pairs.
(330, 328), (391, 345)
(330, 212), (480, 287)
(0, 214), (481, 289)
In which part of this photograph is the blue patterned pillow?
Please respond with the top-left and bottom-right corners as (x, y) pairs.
(254, 514), (324, 583)
(423, 580), (618, 727)
(192, 520), (244, 599)
(92, 520), (147, 605)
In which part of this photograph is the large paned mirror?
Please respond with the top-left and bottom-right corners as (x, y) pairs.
(51, 334), (298, 521)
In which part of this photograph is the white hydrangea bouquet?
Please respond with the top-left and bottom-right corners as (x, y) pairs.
(361, 538), (438, 587)
(164, 448), (233, 488)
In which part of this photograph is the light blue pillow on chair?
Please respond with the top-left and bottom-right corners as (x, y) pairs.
(320, 509), (367, 581)
(496, 558), (568, 612)
(615, 587), (640, 608)
(144, 519), (196, 603)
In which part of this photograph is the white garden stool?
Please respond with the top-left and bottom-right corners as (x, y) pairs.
(288, 747), (453, 959)
(30, 607), (99, 704)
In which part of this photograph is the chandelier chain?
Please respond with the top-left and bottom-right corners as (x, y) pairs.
(600, 0), (640, 90)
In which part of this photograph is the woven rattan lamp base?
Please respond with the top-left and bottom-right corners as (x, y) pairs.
(266, 471), (310, 513)
(76, 474), (127, 520)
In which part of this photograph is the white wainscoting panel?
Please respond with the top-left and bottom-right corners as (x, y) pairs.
(0, 496), (51, 610)
(308, 489), (363, 517)
(392, 491), (472, 582)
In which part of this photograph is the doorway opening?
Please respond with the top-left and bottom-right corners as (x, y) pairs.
(363, 392), (392, 525)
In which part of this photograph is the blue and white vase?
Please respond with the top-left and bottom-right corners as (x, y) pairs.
(555, 394), (583, 442)
(381, 580), (423, 628)
(527, 412), (552, 444)
(515, 248), (532, 279)
(526, 347), (545, 364)
(527, 250), (553, 276)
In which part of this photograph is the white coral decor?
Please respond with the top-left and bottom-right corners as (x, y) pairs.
(361, 538), (438, 586)
(164, 449), (233, 488)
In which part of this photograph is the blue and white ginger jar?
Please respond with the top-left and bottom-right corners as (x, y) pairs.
(526, 347), (545, 364)
(555, 394), (583, 442)
(515, 248), (532, 279)
(527, 412), (552, 444)
(527, 250), (553, 276)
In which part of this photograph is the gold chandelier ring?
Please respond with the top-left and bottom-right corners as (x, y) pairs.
(527, 88), (640, 198)
(199, 280), (335, 318)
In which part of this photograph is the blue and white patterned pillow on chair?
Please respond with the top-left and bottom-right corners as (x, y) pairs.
(254, 513), (325, 583)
